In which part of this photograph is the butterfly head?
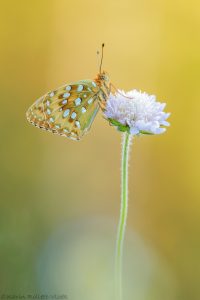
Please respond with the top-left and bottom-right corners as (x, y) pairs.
(95, 70), (109, 83)
(98, 71), (110, 82)
(94, 71), (110, 91)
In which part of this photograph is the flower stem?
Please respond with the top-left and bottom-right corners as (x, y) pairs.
(115, 131), (132, 300)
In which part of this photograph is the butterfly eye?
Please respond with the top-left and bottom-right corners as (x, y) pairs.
(101, 71), (109, 82)
(99, 74), (109, 81)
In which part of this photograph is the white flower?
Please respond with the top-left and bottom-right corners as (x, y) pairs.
(104, 89), (170, 135)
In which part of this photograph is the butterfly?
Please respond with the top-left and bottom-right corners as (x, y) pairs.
(26, 44), (111, 141)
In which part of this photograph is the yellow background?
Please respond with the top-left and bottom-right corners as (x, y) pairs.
(0, 0), (200, 299)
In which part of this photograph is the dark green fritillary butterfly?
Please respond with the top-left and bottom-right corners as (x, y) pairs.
(26, 45), (111, 141)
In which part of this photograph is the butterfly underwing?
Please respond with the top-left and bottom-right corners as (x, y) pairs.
(26, 71), (110, 141)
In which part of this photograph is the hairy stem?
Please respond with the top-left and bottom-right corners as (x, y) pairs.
(115, 132), (132, 300)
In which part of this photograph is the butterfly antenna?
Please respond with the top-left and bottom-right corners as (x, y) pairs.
(99, 43), (105, 74)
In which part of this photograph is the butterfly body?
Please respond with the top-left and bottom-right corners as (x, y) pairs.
(26, 71), (110, 140)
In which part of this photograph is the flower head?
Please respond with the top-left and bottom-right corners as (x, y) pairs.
(104, 89), (170, 135)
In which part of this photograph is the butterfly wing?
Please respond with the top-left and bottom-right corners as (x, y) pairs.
(26, 80), (100, 140)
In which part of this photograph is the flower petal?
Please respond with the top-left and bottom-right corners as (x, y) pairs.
(104, 89), (170, 136)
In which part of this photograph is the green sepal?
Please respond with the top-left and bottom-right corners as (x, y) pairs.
(107, 118), (155, 135)
(108, 118), (130, 133)
(139, 130), (154, 135)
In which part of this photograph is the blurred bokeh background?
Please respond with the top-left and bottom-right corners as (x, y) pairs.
(0, 0), (200, 299)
